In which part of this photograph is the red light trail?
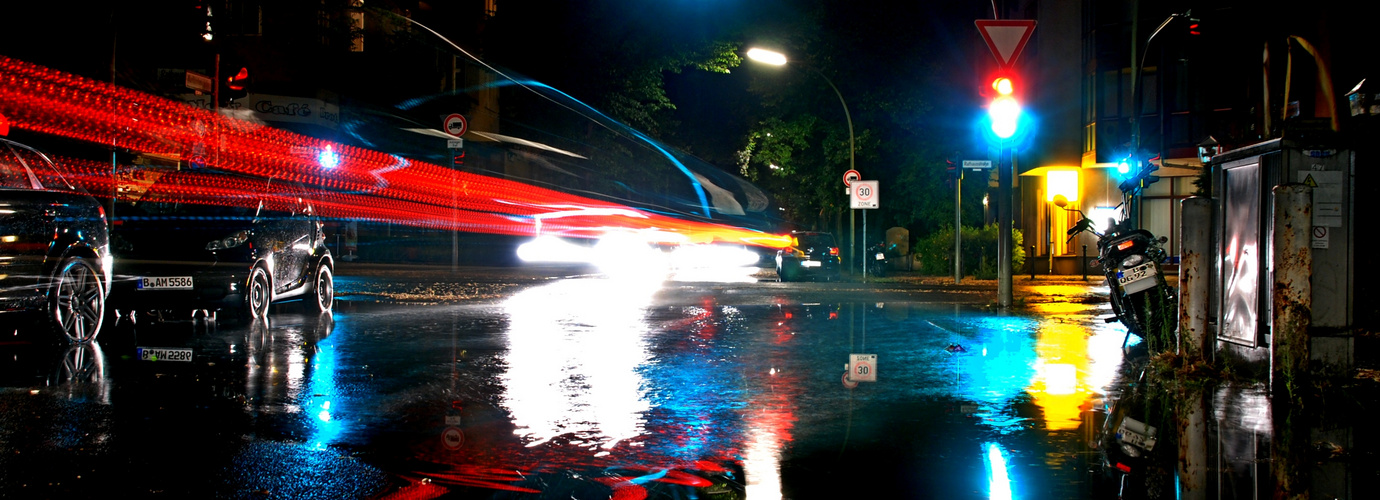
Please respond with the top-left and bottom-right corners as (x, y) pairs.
(0, 56), (790, 249)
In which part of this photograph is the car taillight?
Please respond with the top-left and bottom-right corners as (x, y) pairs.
(1116, 240), (1136, 251)
(829, 247), (839, 256)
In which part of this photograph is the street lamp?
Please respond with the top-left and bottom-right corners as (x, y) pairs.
(747, 47), (858, 274)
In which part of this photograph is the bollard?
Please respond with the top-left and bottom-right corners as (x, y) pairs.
(1081, 244), (1087, 281)
(1029, 245), (1035, 279)
(1179, 197), (1212, 360)
(1271, 184), (1311, 401)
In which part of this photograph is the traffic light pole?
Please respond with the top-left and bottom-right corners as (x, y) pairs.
(997, 145), (1013, 307)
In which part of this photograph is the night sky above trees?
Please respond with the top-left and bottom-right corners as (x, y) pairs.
(481, 0), (998, 238)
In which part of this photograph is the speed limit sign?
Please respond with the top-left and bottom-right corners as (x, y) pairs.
(849, 353), (877, 382)
(850, 180), (879, 209)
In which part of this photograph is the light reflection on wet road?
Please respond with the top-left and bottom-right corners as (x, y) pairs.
(0, 268), (1134, 498)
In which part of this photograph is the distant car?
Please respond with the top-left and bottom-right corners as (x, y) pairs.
(775, 231), (841, 282)
(107, 169), (333, 320)
(0, 136), (111, 343)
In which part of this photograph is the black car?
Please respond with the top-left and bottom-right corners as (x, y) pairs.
(775, 231), (841, 282)
(0, 136), (111, 343)
(107, 168), (333, 320)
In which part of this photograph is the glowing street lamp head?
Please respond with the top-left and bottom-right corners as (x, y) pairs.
(746, 48), (788, 66)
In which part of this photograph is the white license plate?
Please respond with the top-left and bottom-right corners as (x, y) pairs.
(137, 276), (194, 289)
(137, 347), (193, 362)
(801, 260), (822, 268)
(875, 253), (886, 260)
(1118, 422), (1157, 451)
(1116, 262), (1156, 287)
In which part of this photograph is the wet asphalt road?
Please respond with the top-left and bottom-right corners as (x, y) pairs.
(0, 264), (1133, 499)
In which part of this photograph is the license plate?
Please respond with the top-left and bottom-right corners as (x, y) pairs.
(1117, 422), (1157, 451)
(875, 253), (886, 260)
(1116, 262), (1156, 287)
(137, 347), (193, 362)
(137, 276), (194, 289)
(801, 260), (822, 268)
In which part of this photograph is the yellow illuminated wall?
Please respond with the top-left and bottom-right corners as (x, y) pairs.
(1045, 170), (1079, 255)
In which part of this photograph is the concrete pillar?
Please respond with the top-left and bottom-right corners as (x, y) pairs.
(1271, 184), (1311, 401)
(1178, 391), (1208, 500)
(1179, 197), (1212, 361)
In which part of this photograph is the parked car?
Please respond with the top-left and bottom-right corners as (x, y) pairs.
(775, 231), (841, 282)
(0, 135), (111, 343)
(107, 168), (333, 320)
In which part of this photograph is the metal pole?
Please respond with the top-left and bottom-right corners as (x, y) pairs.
(806, 68), (856, 277)
(997, 147), (1013, 306)
(862, 209), (868, 281)
(955, 169), (962, 283)
(1178, 197), (1213, 500)
(1271, 184), (1311, 401)
(1082, 244), (1087, 281)
(1179, 197), (1212, 360)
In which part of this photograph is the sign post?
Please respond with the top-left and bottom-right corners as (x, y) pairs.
(444, 114), (467, 272)
(976, 19), (1035, 307)
(851, 181), (879, 279)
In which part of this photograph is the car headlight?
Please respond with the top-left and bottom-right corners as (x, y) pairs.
(1120, 254), (1145, 268)
(206, 231), (250, 251)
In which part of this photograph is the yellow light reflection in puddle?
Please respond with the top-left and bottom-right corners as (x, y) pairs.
(1026, 299), (1104, 432)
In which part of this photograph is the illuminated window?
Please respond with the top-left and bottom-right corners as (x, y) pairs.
(1045, 170), (1079, 203)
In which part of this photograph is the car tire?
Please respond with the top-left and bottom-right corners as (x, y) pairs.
(308, 264), (333, 313)
(243, 266), (272, 319)
(49, 257), (105, 344)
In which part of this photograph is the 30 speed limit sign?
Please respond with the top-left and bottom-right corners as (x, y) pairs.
(849, 353), (877, 382)
(850, 180), (879, 209)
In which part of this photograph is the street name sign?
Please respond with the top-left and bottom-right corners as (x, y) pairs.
(963, 160), (993, 170)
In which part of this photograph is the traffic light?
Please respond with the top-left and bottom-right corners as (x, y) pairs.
(988, 76), (1020, 139)
(978, 73), (1032, 148)
(222, 65), (250, 102)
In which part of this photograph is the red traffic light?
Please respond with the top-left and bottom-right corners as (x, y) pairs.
(227, 67), (249, 91)
(992, 77), (1014, 96)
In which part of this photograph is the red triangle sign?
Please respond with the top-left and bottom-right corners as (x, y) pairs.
(975, 20), (1037, 68)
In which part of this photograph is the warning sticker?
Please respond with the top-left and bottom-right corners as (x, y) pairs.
(1299, 171), (1343, 227)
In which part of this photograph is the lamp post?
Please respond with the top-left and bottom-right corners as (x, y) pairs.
(747, 47), (858, 275)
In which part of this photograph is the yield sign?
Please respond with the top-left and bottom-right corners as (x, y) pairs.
(975, 20), (1037, 68)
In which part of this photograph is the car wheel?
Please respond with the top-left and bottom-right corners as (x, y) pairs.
(308, 264), (334, 313)
(50, 257), (105, 343)
(244, 266), (272, 319)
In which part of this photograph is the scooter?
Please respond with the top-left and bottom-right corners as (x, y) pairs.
(1098, 363), (1168, 500)
(1055, 197), (1177, 350)
(865, 242), (891, 278)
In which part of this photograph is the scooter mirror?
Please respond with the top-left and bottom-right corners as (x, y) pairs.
(1053, 195), (1069, 208)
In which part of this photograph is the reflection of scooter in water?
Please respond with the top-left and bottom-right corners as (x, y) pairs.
(1097, 351), (1168, 499)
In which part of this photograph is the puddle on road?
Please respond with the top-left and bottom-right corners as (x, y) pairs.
(3, 276), (1374, 498)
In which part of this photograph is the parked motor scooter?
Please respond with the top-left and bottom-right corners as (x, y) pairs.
(1055, 196), (1177, 349)
(865, 242), (891, 278)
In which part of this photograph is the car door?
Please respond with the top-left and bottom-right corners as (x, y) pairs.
(257, 180), (313, 294)
(0, 140), (59, 309)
